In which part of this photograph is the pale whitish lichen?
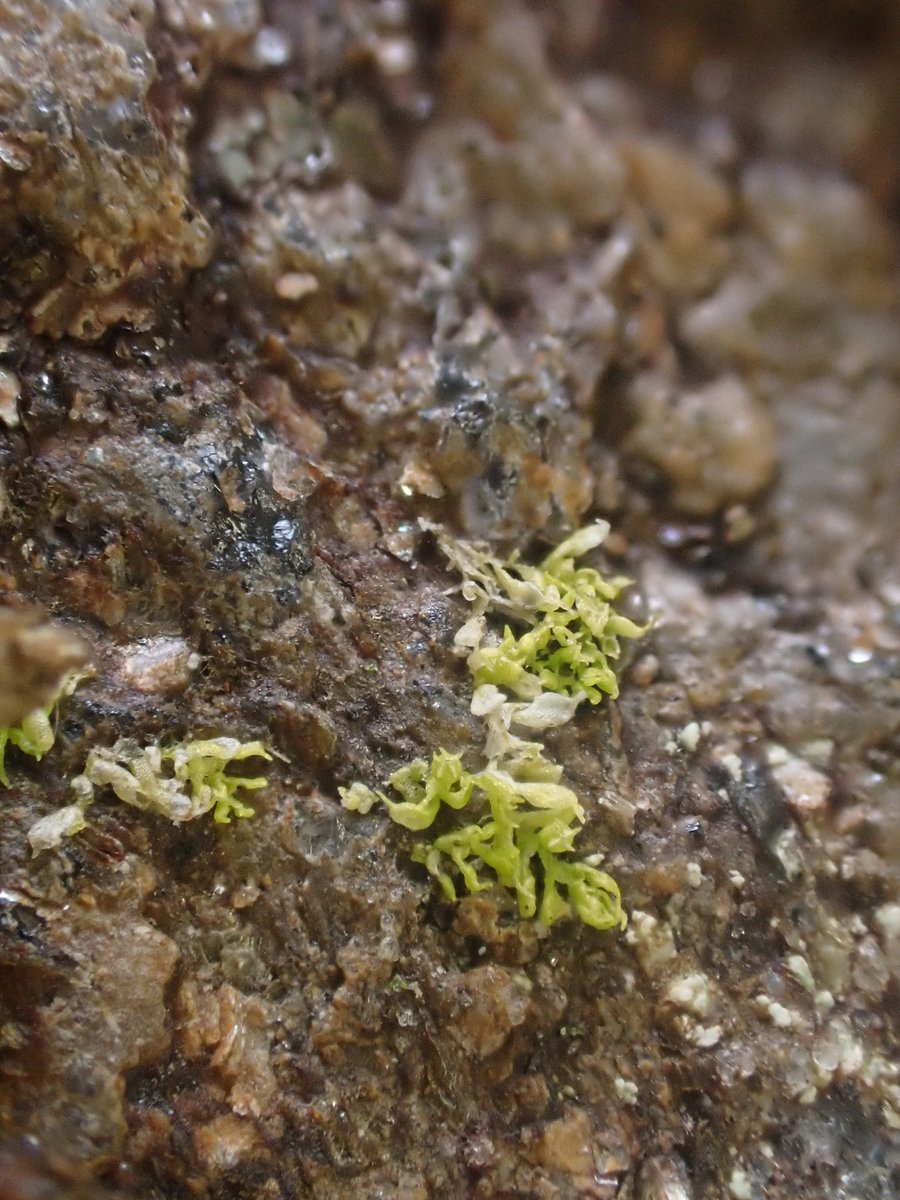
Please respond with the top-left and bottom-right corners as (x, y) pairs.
(28, 737), (271, 855)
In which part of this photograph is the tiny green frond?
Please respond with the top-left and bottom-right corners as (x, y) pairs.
(542, 522), (610, 566)
(339, 780), (381, 814)
(438, 521), (647, 707)
(343, 747), (625, 931)
(162, 737), (271, 824)
(538, 854), (625, 932)
(27, 736), (271, 853)
(0, 669), (87, 787)
(341, 751), (473, 832)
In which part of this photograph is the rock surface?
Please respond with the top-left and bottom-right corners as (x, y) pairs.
(0, 2), (897, 1198)
(0, 0), (213, 338)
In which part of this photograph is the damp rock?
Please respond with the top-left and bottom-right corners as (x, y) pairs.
(624, 373), (778, 515)
(0, 0), (212, 339)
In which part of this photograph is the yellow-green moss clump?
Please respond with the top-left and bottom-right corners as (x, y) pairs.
(342, 743), (623, 931)
(0, 671), (85, 787)
(445, 523), (646, 704)
(28, 737), (271, 855)
(341, 522), (646, 931)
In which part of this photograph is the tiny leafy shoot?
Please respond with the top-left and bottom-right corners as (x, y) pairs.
(0, 670), (86, 787)
(28, 737), (271, 854)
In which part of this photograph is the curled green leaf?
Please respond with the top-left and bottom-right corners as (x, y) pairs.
(28, 736), (271, 853)
(0, 669), (87, 787)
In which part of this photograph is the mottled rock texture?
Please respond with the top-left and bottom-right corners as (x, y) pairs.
(0, 2), (897, 1199)
(0, 0), (213, 338)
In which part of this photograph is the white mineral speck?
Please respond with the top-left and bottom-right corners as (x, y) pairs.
(692, 1023), (723, 1048)
(614, 1077), (639, 1105)
(720, 752), (743, 781)
(253, 27), (291, 67)
(769, 1002), (796, 1029)
(376, 36), (416, 75)
(755, 995), (797, 1028)
(0, 367), (20, 427)
(728, 1164), (752, 1199)
(666, 972), (714, 1017)
(773, 827), (803, 880)
(874, 903), (900, 938)
(770, 749), (830, 817)
(626, 911), (677, 971)
(785, 954), (815, 993)
(275, 272), (320, 301)
(800, 739), (833, 766)
(766, 743), (789, 766)
(678, 721), (701, 752)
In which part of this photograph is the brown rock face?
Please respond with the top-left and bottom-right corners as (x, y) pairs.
(0, 0), (212, 339)
(0, 2), (897, 1199)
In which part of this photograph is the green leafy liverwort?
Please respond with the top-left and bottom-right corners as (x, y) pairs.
(342, 744), (624, 931)
(0, 670), (86, 787)
(28, 736), (271, 855)
(444, 522), (647, 704)
(340, 522), (646, 931)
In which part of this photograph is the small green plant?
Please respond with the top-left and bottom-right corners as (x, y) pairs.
(340, 522), (645, 931)
(0, 671), (85, 787)
(343, 739), (624, 932)
(28, 736), (271, 854)
(442, 523), (646, 704)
